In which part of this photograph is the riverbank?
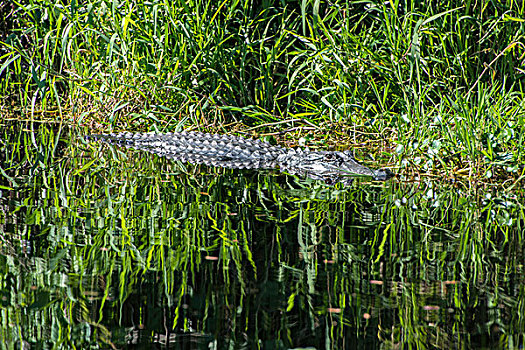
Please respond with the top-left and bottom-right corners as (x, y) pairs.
(2, 1), (524, 184)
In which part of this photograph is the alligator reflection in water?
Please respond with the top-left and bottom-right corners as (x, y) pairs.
(86, 131), (393, 184)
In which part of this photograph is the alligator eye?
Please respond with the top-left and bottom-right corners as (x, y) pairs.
(324, 153), (335, 160)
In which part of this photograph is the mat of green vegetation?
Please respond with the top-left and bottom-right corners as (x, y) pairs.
(2, 0), (525, 183)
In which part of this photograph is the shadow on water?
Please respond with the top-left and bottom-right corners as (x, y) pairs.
(1, 122), (524, 349)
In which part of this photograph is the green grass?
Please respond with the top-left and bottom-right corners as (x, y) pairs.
(1, 0), (525, 183)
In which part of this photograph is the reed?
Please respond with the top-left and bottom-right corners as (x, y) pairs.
(1, 1), (524, 182)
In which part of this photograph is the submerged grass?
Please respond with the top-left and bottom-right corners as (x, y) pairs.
(1, 0), (525, 183)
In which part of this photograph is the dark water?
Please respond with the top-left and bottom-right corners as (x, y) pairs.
(1, 122), (524, 349)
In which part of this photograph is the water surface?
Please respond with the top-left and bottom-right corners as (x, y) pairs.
(1, 122), (523, 349)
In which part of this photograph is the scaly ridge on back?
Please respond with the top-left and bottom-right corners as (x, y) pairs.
(86, 131), (287, 170)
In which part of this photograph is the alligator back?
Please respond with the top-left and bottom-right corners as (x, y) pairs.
(87, 131), (287, 169)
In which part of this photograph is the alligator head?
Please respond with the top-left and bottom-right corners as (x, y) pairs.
(278, 149), (393, 184)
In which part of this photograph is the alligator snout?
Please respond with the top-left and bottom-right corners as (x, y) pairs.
(374, 168), (394, 181)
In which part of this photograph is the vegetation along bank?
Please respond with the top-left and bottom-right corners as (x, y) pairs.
(1, 1), (524, 185)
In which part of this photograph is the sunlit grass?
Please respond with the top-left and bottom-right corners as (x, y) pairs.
(1, 1), (525, 183)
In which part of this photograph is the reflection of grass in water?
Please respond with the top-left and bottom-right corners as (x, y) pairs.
(1, 122), (524, 348)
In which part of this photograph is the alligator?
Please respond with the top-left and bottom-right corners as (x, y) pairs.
(86, 131), (393, 184)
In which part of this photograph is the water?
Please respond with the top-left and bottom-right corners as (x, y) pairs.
(1, 122), (524, 349)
